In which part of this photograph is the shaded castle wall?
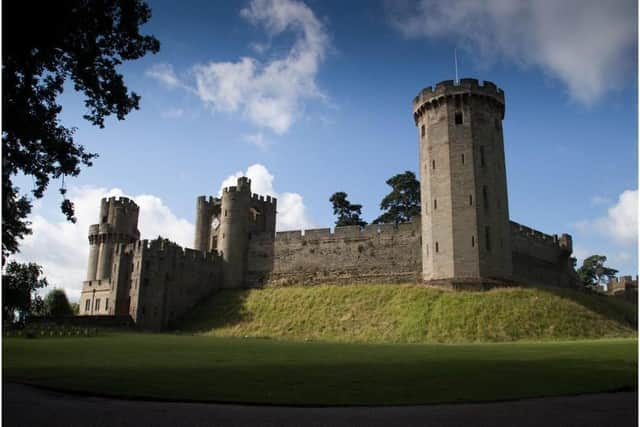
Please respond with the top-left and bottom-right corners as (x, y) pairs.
(509, 221), (575, 288)
(247, 221), (422, 286)
(128, 239), (222, 331)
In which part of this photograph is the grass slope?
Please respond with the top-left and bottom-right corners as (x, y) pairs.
(179, 285), (637, 343)
(3, 334), (637, 405)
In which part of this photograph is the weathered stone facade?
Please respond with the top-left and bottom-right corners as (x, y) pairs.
(78, 78), (578, 329)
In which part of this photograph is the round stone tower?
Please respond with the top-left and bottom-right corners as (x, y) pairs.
(413, 78), (512, 285)
(86, 197), (140, 281)
(194, 196), (216, 252)
(218, 177), (252, 288)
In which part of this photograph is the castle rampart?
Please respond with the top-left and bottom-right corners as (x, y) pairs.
(247, 220), (422, 287)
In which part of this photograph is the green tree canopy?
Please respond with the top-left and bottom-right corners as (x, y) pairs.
(373, 171), (420, 224)
(43, 289), (74, 317)
(2, 0), (160, 263)
(576, 255), (618, 290)
(2, 261), (48, 323)
(330, 192), (367, 227)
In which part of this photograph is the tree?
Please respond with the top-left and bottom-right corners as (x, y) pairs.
(2, 0), (160, 263)
(71, 302), (80, 315)
(576, 255), (618, 290)
(330, 192), (367, 227)
(43, 289), (74, 317)
(2, 261), (48, 323)
(373, 171), (420, 224)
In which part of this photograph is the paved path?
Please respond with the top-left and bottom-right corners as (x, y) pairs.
(3, 383), (637, 427)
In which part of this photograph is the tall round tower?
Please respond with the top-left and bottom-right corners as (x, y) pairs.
(194, 196), (216, 252)
(413, 78), (512, 285)
(218, 177), (252, 288)
(86, 197), (140, 281)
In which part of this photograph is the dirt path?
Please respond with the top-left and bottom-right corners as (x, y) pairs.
(3, 383), (637, 427)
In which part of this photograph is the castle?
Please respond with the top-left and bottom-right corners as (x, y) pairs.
(78, 78), (577, 330)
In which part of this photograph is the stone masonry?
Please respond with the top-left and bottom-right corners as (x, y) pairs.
(78, 78), (578, 330)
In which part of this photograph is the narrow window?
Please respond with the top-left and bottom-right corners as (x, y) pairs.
(224, 210), (228, 217)
(421, 124), (425, 137)
(95, 299), (101, 312)
(472, 236), (475, 247)
(85, 299), (90, 312)
(485, 227), (491, 252)
(435, 241), (439, 253)
(469, 195), (473, 206)
(433, 199), (437, 210)
(432, 159), (436, 169)
(483, 186), (489, 211)
(105, 298), (109, 311)
(461, 153), (465, 164)
(480, 146), (486, 167)
(455, 112), (463, 125)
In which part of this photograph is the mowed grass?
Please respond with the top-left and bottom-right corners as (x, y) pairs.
(3, 334), (636, 405)
(178, 285), (637, 343)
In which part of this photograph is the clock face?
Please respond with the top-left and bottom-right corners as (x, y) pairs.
(211, 217), (220, 229)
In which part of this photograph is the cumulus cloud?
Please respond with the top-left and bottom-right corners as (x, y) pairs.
(12, 187), (194, 301)
(145, 63), (183, 89)
(218, 163), (315, 231)
(576, 189), (638, 246)
(147, 0), (329, 134)
(388, 0), (637, 105)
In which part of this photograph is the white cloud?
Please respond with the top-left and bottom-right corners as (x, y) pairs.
(575, 189), (638, 246)
(148, 0), (329, 134)
(12, 187), (194, 301)
(388, 0), (636, 105)
(145, 63), (183, 89)
(243, 132), (271, 150)
(218, 163), (315, 231)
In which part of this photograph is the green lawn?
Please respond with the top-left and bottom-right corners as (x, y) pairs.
(3, 333), (637, 405)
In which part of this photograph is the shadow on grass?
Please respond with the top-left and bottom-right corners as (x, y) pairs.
(173, 289), (253, 333)
(544, 287), (638, 330)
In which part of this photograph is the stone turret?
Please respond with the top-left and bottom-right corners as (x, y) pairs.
(218, 177), (253, 288)
(86, 197), (140, 281)
(413, 78), (512, 285)
(194, 196), (221, 252)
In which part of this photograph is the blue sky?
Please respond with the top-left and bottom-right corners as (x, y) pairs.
(13, 0), (638, 299)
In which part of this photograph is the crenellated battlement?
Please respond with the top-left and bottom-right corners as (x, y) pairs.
(134, 237), (221, 263)
(510, 221), (571, 250)
(274, 220), (421, 242)
(412, 78), (505, 123)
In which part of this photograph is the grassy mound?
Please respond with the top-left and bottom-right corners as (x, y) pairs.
(178, 285), (637, 343)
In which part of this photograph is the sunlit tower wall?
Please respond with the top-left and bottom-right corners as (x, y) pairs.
(194, 196), (220, 252)
(86, 197), (140, 281)
(413, 78), (512, 285)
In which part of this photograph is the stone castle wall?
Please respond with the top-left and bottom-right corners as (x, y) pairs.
(127, 239), (222, 331)
(247, 221), (422, 286)
(509, 222), (575, 288)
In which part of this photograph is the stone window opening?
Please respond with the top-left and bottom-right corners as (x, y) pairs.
(421, 125), (425, 137)
(480, 146), (486, 167)
(224, 210), (228, 217)
(461, 153), (465, 164)
(483, 186), (489, 211)
(469, 195), (473, 206)
(472, 235), (475, 247)
(105, 298), (109, 311)
(95, 299), (101, 312)
(85, 299), (90, 312)
(455, 112), (463, 125)
(433, 199), (437, 210)
(485, 227), (491, 252)
(432, 159), (436, 169)
(435, 241), (439, 253)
